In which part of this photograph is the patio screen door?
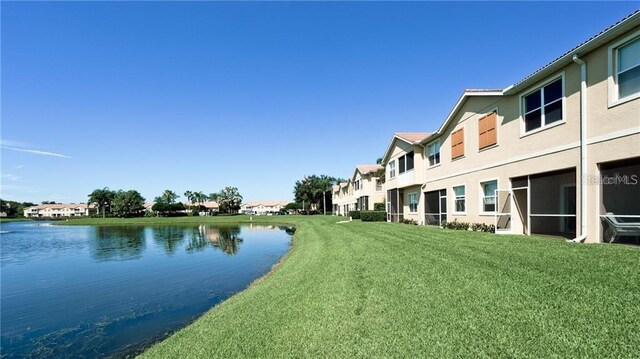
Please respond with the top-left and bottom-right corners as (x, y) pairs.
(495, 189), (512, 233)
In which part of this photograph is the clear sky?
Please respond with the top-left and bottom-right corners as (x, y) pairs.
(1, 1), (638, 204)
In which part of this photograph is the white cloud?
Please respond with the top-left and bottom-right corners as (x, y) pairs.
(1, 144), (72, 159)
(14, 165), (25, 169)
(1, 174), (21, 181)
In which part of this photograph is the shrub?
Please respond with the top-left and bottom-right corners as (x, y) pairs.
(373, 203), (386, 211)
(443, 219), (470, 231)
(348, 211), (361, 219)
(361, 211), (386, 222)
(445, 220), (494, 233)
(401, 218), (418, 225)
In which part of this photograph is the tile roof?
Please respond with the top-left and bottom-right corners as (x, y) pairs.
(356, 164), (383, 175)
(395, 132), (432, 143)
(28, 203), (95, 210)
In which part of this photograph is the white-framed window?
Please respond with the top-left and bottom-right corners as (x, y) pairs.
(609, 33), (640, 105)
(522, 77), (563, 133)
(389, 160), (396, 178)
(453, 185), (465, 213)
(398, 151), (415, 174)
(427, 140), (440, 167)
(408, 192), (418, 213)
(375, 179), (383, 191)
(481, 180), (497, 213)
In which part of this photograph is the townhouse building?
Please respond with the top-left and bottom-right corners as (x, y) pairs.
(413, 12), (639, 243)
(381, 133), (431, 223)
(332, 181), (354, 216)
(332, 165), (385, 215)
(24, 203), (95, 218)
(240, 201), (289, 215)
(371, 12), (639, 243)
(352, 165), (385, 211)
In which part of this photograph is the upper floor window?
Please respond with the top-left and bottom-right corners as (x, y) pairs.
(523, 77), (563, 133)
(398, 151), (415, 174)
(451, 128), (465, 159)
(427, 140), (440, 167)
(478, 112), (497, 149)
(375, 180), (383, 191)
(389, 160), (396, 178)
(617, 37), (640, 100)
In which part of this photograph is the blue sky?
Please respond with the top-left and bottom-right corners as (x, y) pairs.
(1, 1), (638, 204)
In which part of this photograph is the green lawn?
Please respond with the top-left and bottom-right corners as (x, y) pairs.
(63, 215), (640, 357)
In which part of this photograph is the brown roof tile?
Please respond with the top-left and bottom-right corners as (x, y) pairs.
(395, 132), (432, 143)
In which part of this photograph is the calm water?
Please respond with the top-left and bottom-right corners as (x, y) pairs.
(0, 222), (293, 358)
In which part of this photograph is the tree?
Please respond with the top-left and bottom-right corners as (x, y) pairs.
(217, 186), (243, 214)
(194, 191), (206, 208)
(158, 190), (178, 204)
(88, 187), (117, 218)
(112, 190), (146, 217)
(284, 202), (302, 212)
(184, 190), (193, 209)
(208, 193), (219, 202)
(293, 175), (341, 214)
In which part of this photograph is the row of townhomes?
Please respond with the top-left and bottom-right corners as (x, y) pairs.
(333, 165), (385, 215)
(240, 201), (290, 215)
(24, 203), (96, 218)
(333, 12), (640, 244)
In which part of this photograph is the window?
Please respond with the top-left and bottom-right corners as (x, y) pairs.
(523, 77), (563, 133)
(355, 180), (360, 191)
(617, 37), (640, 99)
(478, 112), (497, 149)
(376, 179), (383, 191)
(481, 180), (497, 213)
(408, 192), (418, 213)
(453, 186), (465, 213)
(389, 160), (396, 178)
(427, 141), (440, 166)
(451, 128), (465, 159)
(398, 151), (415, 174)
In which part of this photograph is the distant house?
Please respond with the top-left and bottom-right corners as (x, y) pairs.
(24, 203), (96, 218)
(240, 201), (289, 215)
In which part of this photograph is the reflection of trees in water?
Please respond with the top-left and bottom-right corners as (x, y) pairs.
(186, 225), (243, 255)
(215, 227), (243, 255)
(92, 226), (146, 261)
(278, 226), (296, 236)
(151, 227), (186, 255)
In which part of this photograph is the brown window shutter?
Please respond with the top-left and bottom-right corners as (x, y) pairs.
(458, 128), (465, 157)
(451, 128), (464, 159)
(478, 116), (487, 149)
(479, 112), (497, 150)
(486, 112), (497, 147)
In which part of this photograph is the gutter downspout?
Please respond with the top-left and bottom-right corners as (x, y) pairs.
(571, 54), (587, 243)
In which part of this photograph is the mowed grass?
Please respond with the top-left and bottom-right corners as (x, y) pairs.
(61, 216), (640, 357)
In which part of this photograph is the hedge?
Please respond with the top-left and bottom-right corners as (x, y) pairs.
(373, 203), (385, 211)
(360, 211), (386, 222)
(348, 211), (361, 219)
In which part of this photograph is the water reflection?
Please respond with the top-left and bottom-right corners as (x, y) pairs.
(92, 226), (146, 261)
(152, 226), (186, 255)
(1, 222), (293, 358)
(186, 225), (243, 255)
(87, 224), (292, 260)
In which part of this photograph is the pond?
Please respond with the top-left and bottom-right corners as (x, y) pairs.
(0, 221), (294, 358)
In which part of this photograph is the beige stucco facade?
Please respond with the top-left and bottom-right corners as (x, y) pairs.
(419, 20), (640, 243)
(332, 165), (385, 215)
(24, 204), (95, 218)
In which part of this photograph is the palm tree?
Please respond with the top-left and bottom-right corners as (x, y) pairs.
(194, 191), (206, 209)
(161, 190), (178, 204)
(88, 187), (116, 218)
(184, 190), (193, 209)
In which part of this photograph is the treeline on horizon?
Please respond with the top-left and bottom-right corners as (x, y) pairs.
(87, 186), (244, 218)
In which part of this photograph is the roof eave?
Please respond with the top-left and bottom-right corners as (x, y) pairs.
(504, 11), (640, 95)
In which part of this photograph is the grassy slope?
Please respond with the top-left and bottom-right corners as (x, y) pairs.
(63, 216), (640, 357)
